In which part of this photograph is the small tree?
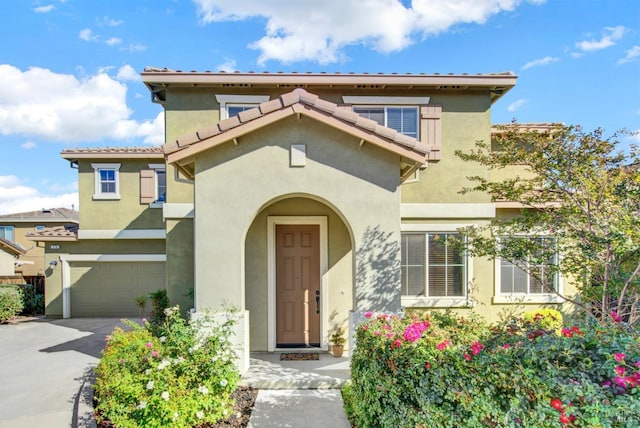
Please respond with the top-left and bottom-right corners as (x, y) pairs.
(456, 123), (640, 326)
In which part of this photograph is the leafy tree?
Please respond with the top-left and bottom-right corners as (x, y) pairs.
(455, 123), (640, 326)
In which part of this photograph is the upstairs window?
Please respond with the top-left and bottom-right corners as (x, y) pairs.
(141, 164), (166, 206)
(401, 232), (468, 299)
(92, 163), (121, 200)
(215, 95), (270, 120)
(0, 225), (14, 242)
(353, 106), (418, 138)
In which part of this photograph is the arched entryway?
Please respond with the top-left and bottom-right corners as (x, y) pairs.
(244, 195), (353, 352)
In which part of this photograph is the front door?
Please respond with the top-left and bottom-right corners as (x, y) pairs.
(275, 224), (320, 347)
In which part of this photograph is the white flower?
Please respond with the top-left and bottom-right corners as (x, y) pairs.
(173, 356), (185, 365)
(145, 369), (151, 375)
(146, 381), (154, 390)
(161, 391), (170, 401)
(157, 358), (171, 370)
(220, 379), (228, 387)
(198, 385), (209, 395)
(136, 401), (147, 410)
(172, 411), (179, 421)
(159, 336), (166, 342)
(196, 411), (204, 419)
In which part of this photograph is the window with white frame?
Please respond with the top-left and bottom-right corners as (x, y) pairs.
(215, 95), (270, 119)
(0, 225), (14, 242)
(401, 232), (468, 300)
(353, 106), (418, 138)
(343, 96), (429, 139)
(495, 236), (561, 302)
(92, 163), (121, 200)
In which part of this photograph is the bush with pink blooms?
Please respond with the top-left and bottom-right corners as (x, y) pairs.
(343, 310), (639, 427)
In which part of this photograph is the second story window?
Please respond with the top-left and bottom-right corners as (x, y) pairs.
(141, 164), (167, 206)
(215, 95), (270, 120)
(352, 106), (418, 138)
(0, 225), (14, 242)
(92, 163), (121, 200)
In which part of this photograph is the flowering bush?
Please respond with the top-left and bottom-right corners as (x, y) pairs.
(344, 311), (639, 427)
(94, 306), (240, 427)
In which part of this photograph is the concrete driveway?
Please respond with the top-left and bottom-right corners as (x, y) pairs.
(0, 317), (125, 428)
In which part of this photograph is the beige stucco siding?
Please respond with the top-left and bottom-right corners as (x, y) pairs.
(0, 250), (16, 276)
(193, 116), (403, 315)
(77, 159), (164, 230)
(402, 94), (492, 204)
(165, 218), (194, 312)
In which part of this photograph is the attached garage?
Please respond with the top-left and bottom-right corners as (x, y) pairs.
(70, 261), (166, 317)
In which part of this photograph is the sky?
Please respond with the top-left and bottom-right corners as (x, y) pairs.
(0, 0), (638, 214)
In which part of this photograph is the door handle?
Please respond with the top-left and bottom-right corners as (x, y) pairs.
(315, 290), (320, 314)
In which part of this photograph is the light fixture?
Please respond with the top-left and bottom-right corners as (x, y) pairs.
(49, 260), (58, 268)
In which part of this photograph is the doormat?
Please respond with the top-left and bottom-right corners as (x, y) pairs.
(280, 352), (319, 361)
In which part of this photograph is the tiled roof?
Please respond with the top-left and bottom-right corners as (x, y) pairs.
(0, 238), (25, 256)
(165, 87), (428, 164)
(61, 147), (164, 160)
(0, 208), (79, 223)
(25, 224), (79, 241)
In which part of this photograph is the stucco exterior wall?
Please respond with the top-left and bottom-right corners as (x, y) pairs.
(77, 159), (164, 230)
(0, 250), (16, 276)
(165, 218), (194, 312)
(193, 116), (403, 317)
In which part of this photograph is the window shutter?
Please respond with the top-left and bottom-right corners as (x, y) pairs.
(421, 105), (442, 160)
(140, 169), (156, 203)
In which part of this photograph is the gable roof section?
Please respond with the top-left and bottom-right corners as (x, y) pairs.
(165, 88), (429, 173)
(0, 208), (79, 224)
(0, 238), (25, 256)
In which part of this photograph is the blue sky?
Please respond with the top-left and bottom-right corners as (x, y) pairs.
(0, 0), (638, 214)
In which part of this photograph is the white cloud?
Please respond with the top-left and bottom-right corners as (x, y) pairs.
(0, 175), (78, 215)
(98, 16), (124, 27)
(20, 141), (37, 150)
(79, 28), (99, 42)
(575, 25), (626, 52)
(618, 45), (640, 65)
(522, 56), (559, 70)
(122, 43), (147, 53)
(34, 5), (55, 13)
(116, 64), (141, 81)
(194, 0), (545, 64)
(105, 37), (122, 46)
(508, 99), (526, 112)
(216, 59), (237, 72)
(0, 64), (162, 144)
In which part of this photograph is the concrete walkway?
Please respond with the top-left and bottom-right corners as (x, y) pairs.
(242, 353), (351, 428)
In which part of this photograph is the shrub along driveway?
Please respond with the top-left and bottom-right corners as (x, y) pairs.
(0, 317), (124, 428)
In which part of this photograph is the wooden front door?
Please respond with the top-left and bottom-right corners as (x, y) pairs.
(276, 224), (321, 347)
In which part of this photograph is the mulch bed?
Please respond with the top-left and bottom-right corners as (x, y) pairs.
(95, 386), (258, 428)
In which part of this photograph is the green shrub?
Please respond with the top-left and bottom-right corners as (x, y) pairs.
(0, 285), (24, 323)
(16, 283), (44, 315)
(148, 289), (170, 331)
(345, 311), (640, 428)
(94, 306), (240, 427)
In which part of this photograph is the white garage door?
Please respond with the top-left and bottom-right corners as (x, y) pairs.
(70, 262), (166, 317)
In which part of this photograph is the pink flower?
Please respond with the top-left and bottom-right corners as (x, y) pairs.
(463, 353), (472, 361)
(635, 360), (640, 368)
(392, 339), (403, 349)
(145, 342), (153, 349)
(364, 311), (373, 319)
(561, 328), (574, 338)
(361, 325), (368, 331)
(151, 350), (160, 358)
(119, 358), (126, 364)
(615, 376), (627, 387)
(386, 333), (393, 338)
(503, 343), (511, 349)
(403, 324), (425, 343)
(471, 341), (484, 355)
(615, 366), (626, 377)
(374, 331), (382, 336)
(436, 340), (450, 351)
(613, 353), (626, 362)
(610, 311), (622, 323)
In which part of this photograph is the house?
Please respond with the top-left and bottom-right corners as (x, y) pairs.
(0, 208), (78, 288)
(0, 238), (26, 284)
(32, 69), (576, 371)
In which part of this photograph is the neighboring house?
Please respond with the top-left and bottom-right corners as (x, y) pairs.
(0, 208), (79, 288)
(0, 238), (26, 284)
(32, 69), (576, 372)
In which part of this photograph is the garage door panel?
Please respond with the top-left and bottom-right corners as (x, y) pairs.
(71, 262), (166, 317)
